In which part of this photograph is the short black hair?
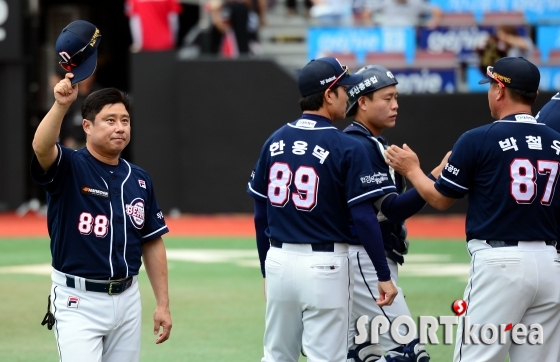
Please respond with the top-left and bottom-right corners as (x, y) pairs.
(82, 88), (130, 121)
(507, 87), (538, 106)
(299, 86), (342, 112)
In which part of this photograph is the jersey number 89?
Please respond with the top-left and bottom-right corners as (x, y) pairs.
(510, 159), (559, 205)
(267, 162), (319, 211)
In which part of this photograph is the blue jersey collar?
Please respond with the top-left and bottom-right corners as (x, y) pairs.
(288, 113), (337, 130)
(500, 113), (536, 123)
(344, 121), (388, 146)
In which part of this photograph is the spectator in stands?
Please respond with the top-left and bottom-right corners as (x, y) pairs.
(476, 25), (534, 76)
(368, 0), (442, 28)
(126, 0), (182, 52)
(209, 0), (264, 56)
(496, 25), (534, 58)
(286, 0), (312, 17)
(309, 0), (353, 25)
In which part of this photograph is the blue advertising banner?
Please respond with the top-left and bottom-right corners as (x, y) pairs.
(393, 68), (456, 94)
(417, 26), (528, 64)
(537, 26), (560, 63)
(430, 0), (560, 24)
(307, 27), (415, 66)
(466, 65), (560, 92)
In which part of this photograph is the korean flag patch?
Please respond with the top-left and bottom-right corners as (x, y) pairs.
(67, 296), (80, 308)
(138, 180), (146, 189)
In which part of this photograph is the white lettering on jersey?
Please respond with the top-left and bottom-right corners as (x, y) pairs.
(292, 141), (308, 155)
(551, 140), (560, 155)
(444, 163), (460, 176)
(270, 140), (286, 156)
(499, 137), (518, 151)
(526, 136), (542, 150)
(360, 172), (388, 185)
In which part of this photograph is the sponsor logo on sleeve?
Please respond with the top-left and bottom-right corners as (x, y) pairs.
(81, 186), (109, 198)
(360, 172), (389, 187)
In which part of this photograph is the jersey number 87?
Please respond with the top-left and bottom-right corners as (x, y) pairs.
(267, 162), (319, 211)
(510, 159), (559, 205)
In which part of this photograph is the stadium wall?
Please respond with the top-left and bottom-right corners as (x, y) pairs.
(129, 52), (556, 215)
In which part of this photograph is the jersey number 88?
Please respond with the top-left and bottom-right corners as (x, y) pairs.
(78, 212), (109, 237)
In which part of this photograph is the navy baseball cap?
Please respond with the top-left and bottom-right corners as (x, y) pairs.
(478, 57), (540, 93)
(298, 57), (364, 97)
(55, 20), (101, 85)
(346, 65), (398, 116)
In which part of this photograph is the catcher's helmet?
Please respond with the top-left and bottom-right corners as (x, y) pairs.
(346, 65), (398, 117)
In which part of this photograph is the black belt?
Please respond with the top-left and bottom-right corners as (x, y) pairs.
(486, 240), (557, 248)
(66, 276), (134, 295)
(270, 239), (335, 252)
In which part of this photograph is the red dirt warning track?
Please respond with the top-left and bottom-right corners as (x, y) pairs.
(0, 212), (465, 239)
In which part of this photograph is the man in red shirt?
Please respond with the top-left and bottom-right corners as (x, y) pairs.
(126, 0), (182, 51)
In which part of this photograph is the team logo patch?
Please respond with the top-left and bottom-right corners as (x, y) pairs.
(296, 119), (317, 128)
(138, 179), (146, 189)
(81, 186), (109, 198)
(67, 296), (80, 308)
(126, 198), (145, 229)
(360, 172), (388, 186)
(514, 114), (535, 123)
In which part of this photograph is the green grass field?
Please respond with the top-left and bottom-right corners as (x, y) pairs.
(0, 237), (473, 361)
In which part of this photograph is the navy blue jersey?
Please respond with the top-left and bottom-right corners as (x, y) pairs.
(537, 92), (560, 132)
(247, 114), (386, 243)
(344, 122), (408, 259)
(435, 114), (560, 241)
(31, 144), (169, 279)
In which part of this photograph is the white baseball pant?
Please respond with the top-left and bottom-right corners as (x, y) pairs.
(50, 269), (141, 362)
(347, 245), (414, 358)
(262, 242), (352, 362)
(454, 240), (560, 362)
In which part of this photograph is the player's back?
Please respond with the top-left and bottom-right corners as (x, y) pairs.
(456, 117), (560, 241)
(249, 115), (378, 244)
(537, 92), (560, 132)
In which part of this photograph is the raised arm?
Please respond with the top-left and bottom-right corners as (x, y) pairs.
(32, 73), (78, 171)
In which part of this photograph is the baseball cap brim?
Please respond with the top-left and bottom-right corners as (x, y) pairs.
(70, 48), (98, 85)
(478, 77), (492, 85)
(338, 73), (363, 86)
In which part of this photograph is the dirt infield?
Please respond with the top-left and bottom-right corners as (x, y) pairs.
(0, 212), (465, 239)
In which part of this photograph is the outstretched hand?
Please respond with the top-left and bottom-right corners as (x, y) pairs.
(54, 73), (78, 108)
(385, 144), (420, 177)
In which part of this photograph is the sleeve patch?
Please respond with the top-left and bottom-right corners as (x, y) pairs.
(360, 172), (389, 187)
